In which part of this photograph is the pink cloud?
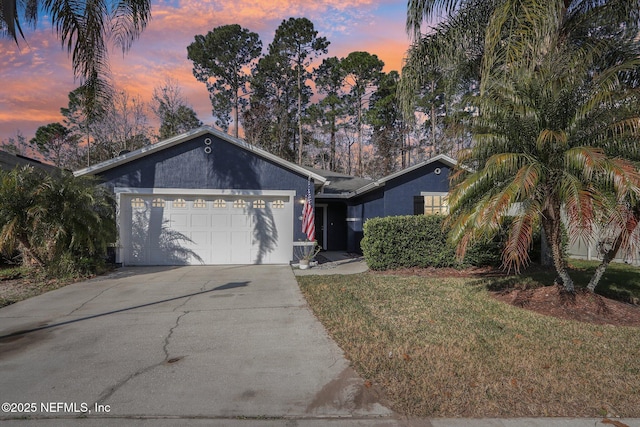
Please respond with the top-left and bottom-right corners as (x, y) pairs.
(0, 0), (411, 142)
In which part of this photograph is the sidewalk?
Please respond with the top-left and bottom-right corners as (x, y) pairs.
(293, 251), (369, 276)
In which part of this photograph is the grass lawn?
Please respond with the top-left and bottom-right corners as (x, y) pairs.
(298, 264), (640, 418)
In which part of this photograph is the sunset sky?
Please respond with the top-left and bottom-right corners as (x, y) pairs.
(0, 0), (414, 143)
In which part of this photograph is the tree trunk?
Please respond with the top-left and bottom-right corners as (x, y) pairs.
(297, 65), (303, 165)
(587, 205), (640, 292)
(431, 80), (437, 154)
(233, 88), (239, 138)
(542, 205), (575, 292)
(330, 114), (336, 171)
(18, 236), (45, 268)
(357, 96), (363, 176)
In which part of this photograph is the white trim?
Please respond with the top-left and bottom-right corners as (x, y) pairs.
(419, 192), (449, 215)
(117, 188), (295, 265)
(114, 188), (295, 197)
(351, 155), (457, 197)
(380, 154), (456, 183)
(74, 126), (326, 184)
(346, 218), (361, 222)
(293, 241), (317, 247)
(420, 191), (449, 196)
(316, 203), (328, 249)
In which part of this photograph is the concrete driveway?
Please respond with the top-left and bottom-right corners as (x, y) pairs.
(0, 265), (395, 426)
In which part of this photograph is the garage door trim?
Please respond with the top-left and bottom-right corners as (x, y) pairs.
(114, 188), (296, 266)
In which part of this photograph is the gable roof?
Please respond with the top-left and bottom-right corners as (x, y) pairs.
(73, 126), (327, 184)
(314, 154), (457, 198)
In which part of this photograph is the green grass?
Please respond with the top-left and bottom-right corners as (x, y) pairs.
(568, 259), (640, 303)
(491, 260), (640, 303)
(298, 270), (640, 418)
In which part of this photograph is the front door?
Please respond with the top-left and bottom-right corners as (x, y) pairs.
(315, 205), (326, 249)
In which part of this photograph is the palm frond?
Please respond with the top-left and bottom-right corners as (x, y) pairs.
(502, 199), (540, 272)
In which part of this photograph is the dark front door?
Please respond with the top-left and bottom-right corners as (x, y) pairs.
(315, 206), (325, 249)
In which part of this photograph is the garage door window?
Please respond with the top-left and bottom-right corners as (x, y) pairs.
(193, 199), (207, 208)
(152, 198), (165, 208)
(233, 199), (246, 209)
(173, 199), (186, 208)
(131, 198), (145, 209)
(272, 200), (285, 209)
(253, 199), (266, 209)
(213, 199), (226, 208)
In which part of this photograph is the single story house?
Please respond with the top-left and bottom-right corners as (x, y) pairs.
(75, 126), (455, 266)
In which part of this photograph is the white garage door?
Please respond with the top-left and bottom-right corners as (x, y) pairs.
(118, 191), (294, 265)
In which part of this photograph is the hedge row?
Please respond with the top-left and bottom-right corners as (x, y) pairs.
(360, 215), (506, 270)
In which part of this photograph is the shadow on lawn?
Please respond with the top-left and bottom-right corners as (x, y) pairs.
(475, 261), (640, 305)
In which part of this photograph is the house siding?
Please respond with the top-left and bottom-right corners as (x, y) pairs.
(346, 189), (384, 252)
(341, 161), (451, 253)
(97, 134), (312, 242)
(383, 161), (451, 217)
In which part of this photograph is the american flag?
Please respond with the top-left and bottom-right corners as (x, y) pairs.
(302, 179), (315, 241)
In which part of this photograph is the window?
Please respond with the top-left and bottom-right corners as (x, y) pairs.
(173, 198), (186, 208)
(213, 199), (226, 208)
(424, 193), (448, 215)
(193, 199), (207, 208)
(233, 199), (246, 209)
(152, 198), (165, 208)
(131, 197), (145, 208)
(253, 199), (265, 209)
(272, 200), (285, 209)
(415, 193), (449, 215)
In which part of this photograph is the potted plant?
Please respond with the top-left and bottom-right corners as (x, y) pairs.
(297, 241), (321, 269)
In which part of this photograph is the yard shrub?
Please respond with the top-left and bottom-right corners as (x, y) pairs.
(0, 166), (116, 278)
(361, 215), (507, 270)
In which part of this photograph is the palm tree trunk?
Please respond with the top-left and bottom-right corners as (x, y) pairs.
(18, 236), (45, 268)
(542, 206), (575, 292)
(587, 205), (640, 292)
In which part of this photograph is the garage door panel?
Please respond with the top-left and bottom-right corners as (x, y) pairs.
(170, 213), (189, 228)
(190, 213), (209, 228)
(231, 214), (250, 229)
(230, 231), (251, 264)
(121, 193), (292, 265)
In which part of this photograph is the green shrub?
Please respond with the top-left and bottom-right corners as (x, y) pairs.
(362, 215), (455, 270)
(361, 215), (512, 270)
(0, 166), (116, 278)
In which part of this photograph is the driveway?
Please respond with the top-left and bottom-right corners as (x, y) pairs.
(0, 266), (395, 426)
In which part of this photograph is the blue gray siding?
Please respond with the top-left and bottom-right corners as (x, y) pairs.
(97, 134), (312, 242)
(345, 161), (451, 252)
(383, 162), (450, 217)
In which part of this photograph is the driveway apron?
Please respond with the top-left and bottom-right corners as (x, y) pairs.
(0, 266), (394, 423)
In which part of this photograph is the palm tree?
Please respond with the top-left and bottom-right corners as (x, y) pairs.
(0, 167), (116, 272)
(30, 171), (116, 265)
(0, 166), (48, 266)
(403, 0), (640, 292)
(1, 0), (151, 111)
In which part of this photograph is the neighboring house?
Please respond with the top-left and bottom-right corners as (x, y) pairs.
(0, 150), (58, 173)
(74, 126), (456, 266)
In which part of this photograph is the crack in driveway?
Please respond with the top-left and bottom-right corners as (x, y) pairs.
(66, 282), (125, 317)
(93, 310), (190, 409)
